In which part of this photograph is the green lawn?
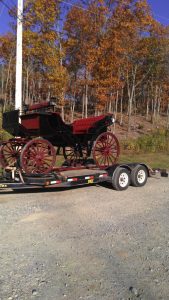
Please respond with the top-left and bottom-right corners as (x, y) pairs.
(0, 153), (168, 178)
(119, 152), (169, 169)
(56, 152), (169, 169)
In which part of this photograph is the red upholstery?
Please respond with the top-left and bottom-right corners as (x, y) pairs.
(21, 113), (40, 130)
(72, 115), (105, 134)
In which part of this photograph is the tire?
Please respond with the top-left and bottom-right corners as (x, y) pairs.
(131, 165), (148, 187)
(112, 167), (130, 191)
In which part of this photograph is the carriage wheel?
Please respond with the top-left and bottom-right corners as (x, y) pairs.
(20, 138), (56, 175)
(63, 145), (88, 165)
(0, 140), (26, 168)
(0, 144), (6, 167)
(93, 132), (120, 168)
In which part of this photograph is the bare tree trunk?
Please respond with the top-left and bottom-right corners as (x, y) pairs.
(1, 65), (4, 98)
(47, 86), (51, 101)
(108, 100), (111, 113)
(61, 105), (64, 121)
(38, 79), (42, 102)
(146, 88), (150, 121)
(4, 56), (12, 111)
(153, 85), (158, 125)
(167, 104), (169, 130)
(9, 71), (12, 105)
(157, 86), (162, 122)
(133, 88), (137, 131)
(85, 83), (88, 118)
(120, 87), (123, 125)
(25, 67), (29, 104)
(71, 101), (75, 122)
(23, 77), (26, 105)
(108, 92), (112, 113)
(115, 91), (119, 119)
(113, 91), (119, 133)
(31, 79), (36, 104)
(127, 66), (137, 133)
(82, 92), (85, 118)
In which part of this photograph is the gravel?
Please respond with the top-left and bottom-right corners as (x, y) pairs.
(0, 176), (169, 300)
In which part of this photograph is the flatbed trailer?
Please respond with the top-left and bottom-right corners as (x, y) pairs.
(0, 163), (168, 192)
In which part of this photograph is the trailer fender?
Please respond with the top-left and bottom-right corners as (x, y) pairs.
(107, 164), (132, 175)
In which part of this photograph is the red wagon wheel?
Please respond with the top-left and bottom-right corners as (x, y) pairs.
(93, 132), (120, 168)
(0, 144), (6, 167)
(20, 138), (56, 175)
(63, 145), (88, 165)
(0, 139), (26, 168)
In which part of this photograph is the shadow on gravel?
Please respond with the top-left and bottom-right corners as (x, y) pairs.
(0, 183), (101, 195)
(0, 181), (133, 195)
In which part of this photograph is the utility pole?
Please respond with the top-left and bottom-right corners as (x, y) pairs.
(15, 0), (23, 112)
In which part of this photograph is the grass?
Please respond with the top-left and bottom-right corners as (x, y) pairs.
(120, 152), (169, 169)
(0, 152), (168, 179)
(56, 152), (169, 169)
(120, 130), (169, 169)
(121, 129), (169, 153)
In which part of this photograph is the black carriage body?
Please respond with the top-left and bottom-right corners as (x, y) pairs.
(3, 110), (20, 136)
(2, 108), (114, 148)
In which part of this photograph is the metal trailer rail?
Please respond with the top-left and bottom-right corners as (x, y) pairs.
(0, 163), (168, 192)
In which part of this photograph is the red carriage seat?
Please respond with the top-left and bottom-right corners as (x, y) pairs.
(72, 115), (106, 134)
(20, 112), (72, 133)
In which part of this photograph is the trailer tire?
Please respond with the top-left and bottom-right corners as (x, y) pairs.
(131, 165), (148, 187)
(112, 167), (130, 191)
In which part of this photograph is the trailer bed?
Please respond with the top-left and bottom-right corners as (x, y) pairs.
(0, 167), (109, 191)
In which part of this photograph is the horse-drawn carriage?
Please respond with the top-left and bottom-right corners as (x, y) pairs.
(0, 101), (120, 175)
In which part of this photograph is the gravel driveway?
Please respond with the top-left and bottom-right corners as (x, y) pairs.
(0, 176), (169, 300)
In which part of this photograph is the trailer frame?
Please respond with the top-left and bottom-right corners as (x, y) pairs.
(0, 163), (168, 192)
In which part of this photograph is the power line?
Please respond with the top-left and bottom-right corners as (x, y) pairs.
(0, 0), (12, 12)
(0, 2), (5, 17)
(0, 0), (22, 21)
(60, 0), (169, 23)
(154, 13), (169, 23)
(59, 0), (101, 15)
(9, 0), (17, 7)
(60, 0), (91, 12)
(9, 0), (24, 21)
(9, 0), (23, 15)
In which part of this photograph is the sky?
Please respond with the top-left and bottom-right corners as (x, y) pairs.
(0, 0), (169, 35)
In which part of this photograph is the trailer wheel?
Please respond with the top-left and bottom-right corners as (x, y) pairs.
(112, 167), (130, 191)
(131, 165), (148, 187)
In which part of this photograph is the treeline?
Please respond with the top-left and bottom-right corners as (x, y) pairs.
(0, 0), (169, 130)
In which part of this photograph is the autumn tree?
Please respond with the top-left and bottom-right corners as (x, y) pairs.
(64, 0), (108, 118)
(0, 0), (169, 129)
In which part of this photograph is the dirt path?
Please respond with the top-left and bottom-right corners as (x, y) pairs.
(0, 177), (169, 300)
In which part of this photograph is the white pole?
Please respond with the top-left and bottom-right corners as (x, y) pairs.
(15, 0), (23, 112)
